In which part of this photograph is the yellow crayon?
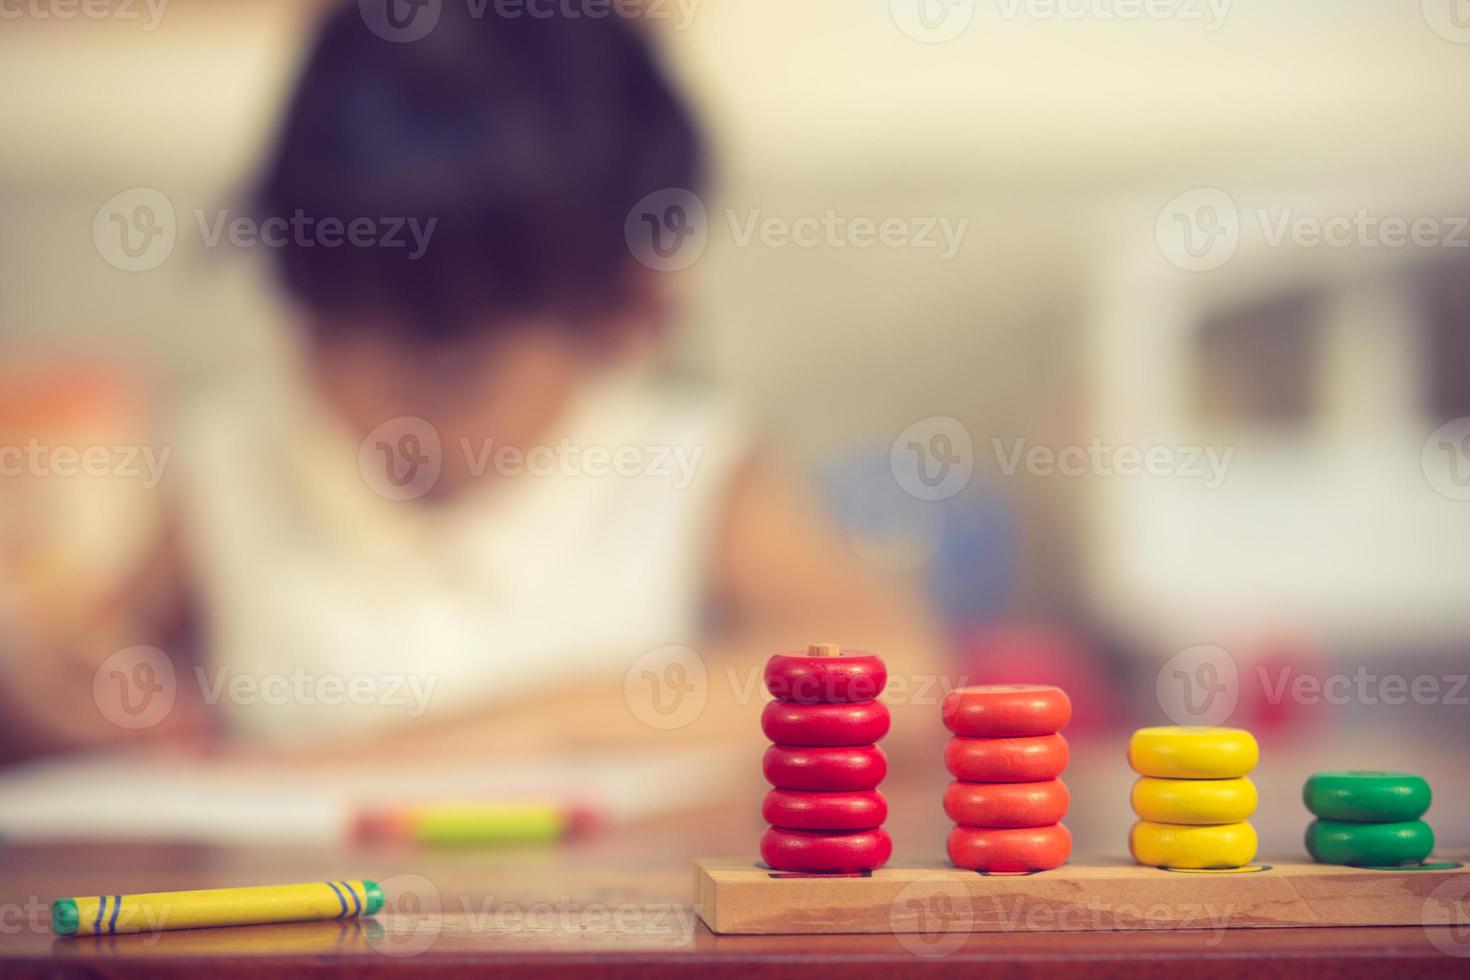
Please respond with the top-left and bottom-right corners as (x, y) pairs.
(51, 880), (382, 936)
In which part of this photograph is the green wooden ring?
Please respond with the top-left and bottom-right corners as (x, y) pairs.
(1305, 818), (1435, 866)
(1303, 771), (1431, 822)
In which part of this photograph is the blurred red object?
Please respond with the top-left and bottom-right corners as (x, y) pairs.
(0, 355), (161, 635)
(1236, 636), (1329, 737)
(0, 358), (151, 435)
(952, 624), (1120, 733)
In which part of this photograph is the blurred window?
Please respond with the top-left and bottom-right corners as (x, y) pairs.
(1421, 259), (1470, 424)
(1193, 290), (1324, 428)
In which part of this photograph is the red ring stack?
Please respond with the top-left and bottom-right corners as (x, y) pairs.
(759, 644), (893, 873)
(942, 684), (1073, 872)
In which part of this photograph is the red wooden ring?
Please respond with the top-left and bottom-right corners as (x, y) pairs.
(943, 779), (1069, 828)
(944, 734), (1069, 782)
(763, 744), (888, 792)
(942, 685), (1072, 737)
(760, 826), (893, 873)
(762, 789), (888, 831)
(764, 651), (887, 703)
(947, 824), (1072, 872)
(761, 700), (890, 747)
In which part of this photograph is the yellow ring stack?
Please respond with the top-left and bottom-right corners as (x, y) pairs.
(1127, 726), (1260, 869)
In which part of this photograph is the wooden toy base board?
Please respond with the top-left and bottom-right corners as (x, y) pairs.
(695, 856), (1467, 935)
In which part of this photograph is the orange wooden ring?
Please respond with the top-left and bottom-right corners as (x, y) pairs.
(943, 779), (1069, 828)
(763, 745), (887, 792)
(762, 790), (887, 832)
(761, 700), (890, 747)
(764, 651), (887, 703)
(760, 826), (893, 873)
(942, 685), (1072, 737)
(944, 734), (1069, 782)
(947, 824), (1072, 872)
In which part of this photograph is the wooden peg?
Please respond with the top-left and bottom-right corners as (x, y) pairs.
(807, 643), (841, 658)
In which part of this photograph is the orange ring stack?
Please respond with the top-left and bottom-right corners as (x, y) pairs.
(942, 684), (1073, 872)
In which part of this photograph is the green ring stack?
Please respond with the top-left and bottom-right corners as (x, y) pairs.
(1303, 771), (1435, 867)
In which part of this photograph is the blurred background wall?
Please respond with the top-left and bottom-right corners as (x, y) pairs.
(2, 0), (1469, 718)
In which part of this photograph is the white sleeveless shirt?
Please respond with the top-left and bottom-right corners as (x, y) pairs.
(177, 366), (749, 744)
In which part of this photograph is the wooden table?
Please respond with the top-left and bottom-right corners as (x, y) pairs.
(2, 802), (1467, 979)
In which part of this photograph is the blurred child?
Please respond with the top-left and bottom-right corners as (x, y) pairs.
(0, 3), (936, 763)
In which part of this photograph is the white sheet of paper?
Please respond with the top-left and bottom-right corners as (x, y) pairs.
(0, 746), (740, 844)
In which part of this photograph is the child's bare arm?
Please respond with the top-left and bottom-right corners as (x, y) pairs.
(0, 505), (207, 762)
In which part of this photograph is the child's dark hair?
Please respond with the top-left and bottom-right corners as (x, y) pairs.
(254, 2), (703, 344)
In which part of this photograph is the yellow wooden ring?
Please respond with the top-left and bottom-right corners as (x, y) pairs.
(1131, 777), (1257, 824)
(1129, 820), (1258, 869)
(1128, 726), (1258, 778)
